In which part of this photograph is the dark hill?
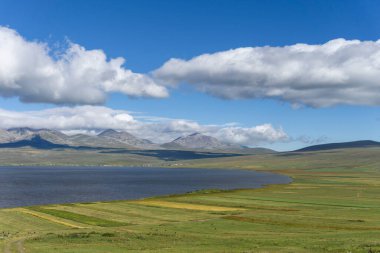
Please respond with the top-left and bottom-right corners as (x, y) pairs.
(295, 140), (380, 152)
(0, 135), (69, 149)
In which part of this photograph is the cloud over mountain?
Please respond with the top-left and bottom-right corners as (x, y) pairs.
(0, 106), (287, 146)
(155, 38), (380, 107)
(0, 26), (168, 105)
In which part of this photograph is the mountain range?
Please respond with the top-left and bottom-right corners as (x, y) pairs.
(0, 127), (379, 152)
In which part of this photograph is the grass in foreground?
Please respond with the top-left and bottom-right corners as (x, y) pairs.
(1, 148), (380, 252)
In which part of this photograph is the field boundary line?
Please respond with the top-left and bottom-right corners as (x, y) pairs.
(17, 209), (85, 228)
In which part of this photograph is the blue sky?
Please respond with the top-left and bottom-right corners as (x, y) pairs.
(0, 0), (379, 150)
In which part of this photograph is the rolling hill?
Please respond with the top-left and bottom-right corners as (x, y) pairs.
(295, 140), (380, 152)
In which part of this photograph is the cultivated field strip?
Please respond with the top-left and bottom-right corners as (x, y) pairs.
(1, 148), (380, 252)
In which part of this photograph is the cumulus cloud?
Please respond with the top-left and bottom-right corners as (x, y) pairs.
(0, 106), (287, 145)
(154, 38), (380, 107)
(214, 124), (288, 146)
(0, 106), (136, 130)
(0, 26), (168, 105)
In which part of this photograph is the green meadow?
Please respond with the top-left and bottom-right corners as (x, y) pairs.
(1, 148), (380, 252)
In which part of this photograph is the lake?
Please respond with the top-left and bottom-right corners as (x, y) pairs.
(0, 166), (291, 208)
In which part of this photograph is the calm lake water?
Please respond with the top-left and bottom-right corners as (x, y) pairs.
(0, 166), (291, 208)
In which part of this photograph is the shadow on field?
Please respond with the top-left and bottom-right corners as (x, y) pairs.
(100, 149), (245, 161)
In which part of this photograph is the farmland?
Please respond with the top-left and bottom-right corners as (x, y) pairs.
(1, 147), (380, 252)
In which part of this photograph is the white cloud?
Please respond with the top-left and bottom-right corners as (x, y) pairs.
(214, 124), (288, 146)
(0, 26), (168, 105)
(154, 38), (380, 107)
(0, 106), (137, 130)
(0, 106), (287, 145)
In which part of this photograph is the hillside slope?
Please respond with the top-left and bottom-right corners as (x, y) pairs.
(295, 140), (380, 152)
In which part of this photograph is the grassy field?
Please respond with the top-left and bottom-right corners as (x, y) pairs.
(1, 148), (380, 252)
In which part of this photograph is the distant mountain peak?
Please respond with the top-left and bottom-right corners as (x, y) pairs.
(97, 128), (157, 149)
(8, 127), (40, 134)
(163, 132), (239, 150)
(98, 129), (119, 136)
(189, 132), (202, 136)
(8, 127), (36, 131)
(173, 132), (204, 141)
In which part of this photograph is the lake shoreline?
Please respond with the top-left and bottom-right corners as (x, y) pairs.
(0, 166), (291, 209)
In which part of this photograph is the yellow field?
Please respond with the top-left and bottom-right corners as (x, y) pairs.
(131, 199), (244, 211)
(15, 209), (85, 229)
